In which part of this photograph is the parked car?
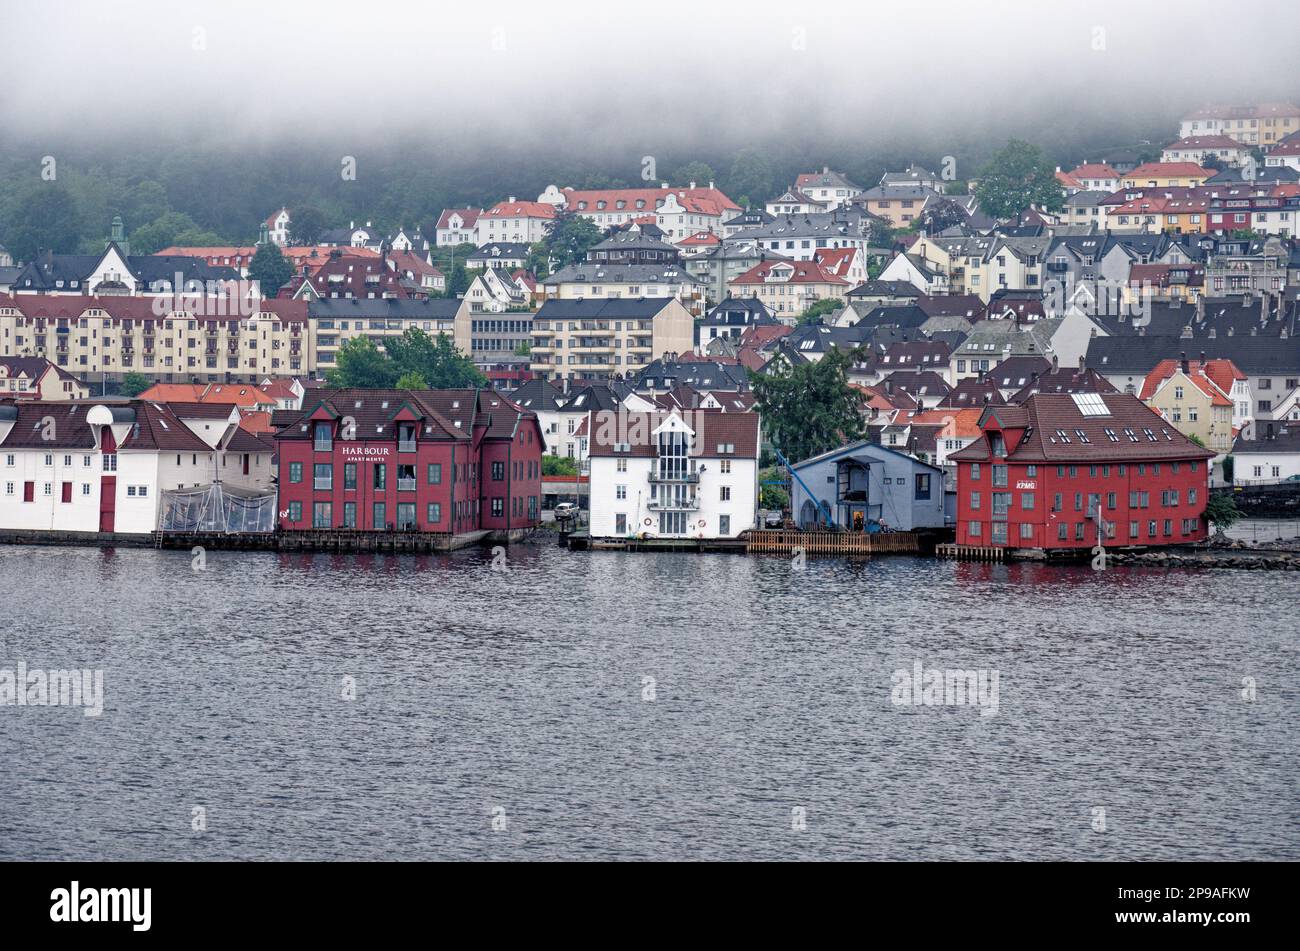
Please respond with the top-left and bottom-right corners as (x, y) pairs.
(763, 510), (784, 528)
(554, 502), (579, 519)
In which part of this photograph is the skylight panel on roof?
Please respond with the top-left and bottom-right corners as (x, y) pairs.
(1071, 392), (1110, 416)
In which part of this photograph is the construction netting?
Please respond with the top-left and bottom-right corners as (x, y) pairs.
(158, 483), (278, 533)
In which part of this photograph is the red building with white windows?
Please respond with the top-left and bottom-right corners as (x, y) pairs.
(274, 388), (543, 533)
(950, 393), (1214, 552)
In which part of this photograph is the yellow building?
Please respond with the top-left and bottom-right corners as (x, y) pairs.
(0, 295), (313, 383)
(1121, 163), (1213, 189)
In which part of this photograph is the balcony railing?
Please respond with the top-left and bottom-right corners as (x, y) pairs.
(647, 497), (700, 511)
(313, 439), (332, 452)
(313, 477), (332, 490)
(397, 478), (417, 492)
(649, 470), (699, 483)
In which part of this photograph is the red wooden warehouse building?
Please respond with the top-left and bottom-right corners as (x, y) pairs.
(275, 388), (543, 533)
(950, 392), (1214, 552)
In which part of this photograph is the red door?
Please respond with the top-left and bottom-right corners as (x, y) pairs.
(61, 482), (72, 503)
(99, 478), (116, 532)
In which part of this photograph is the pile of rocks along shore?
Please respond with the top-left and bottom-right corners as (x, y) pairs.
(1107, 548), (1300, 570)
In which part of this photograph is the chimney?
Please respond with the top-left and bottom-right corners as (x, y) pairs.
(1195, 295), (1204, 322)
(1181, 325), (1193, 338)
(689, 182), (697, 190)
(508, 196), (516, 203)
(1079, 355), (1085, 370)
(1261, 292), (1268, 320)
(1052, 354), (1059, 369)
(1208, 328), (1216, 338)
(1250, 327), (1257, 336)
(1227, 327), (1234, 336)
(1180, 352), (1189, 374)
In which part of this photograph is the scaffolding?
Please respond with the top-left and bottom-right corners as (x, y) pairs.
(158, 483), (277, 534)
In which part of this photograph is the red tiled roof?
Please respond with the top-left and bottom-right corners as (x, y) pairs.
(1164, 135), (1246, 151)
(560, 186), (740, 218)
(1067, 162), (1121, 180)
(436, 208), (482, 230)
(950, 393), (1215, 463)
(482, 200), (556, 219)
(1124, 162), (1211, 179)
(1139, 359), (1240, 406)
(586, 409), (760, 458)
(731, 259), (850, 286)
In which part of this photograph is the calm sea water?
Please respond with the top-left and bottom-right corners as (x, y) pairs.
(0, 542), (1295, 861)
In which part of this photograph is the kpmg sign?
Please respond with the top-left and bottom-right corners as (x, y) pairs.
(1015, 480), (1037, 490)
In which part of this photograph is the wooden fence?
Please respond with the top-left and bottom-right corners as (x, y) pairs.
(935, 543), (1005, 562)
(746, 529), (921, 555)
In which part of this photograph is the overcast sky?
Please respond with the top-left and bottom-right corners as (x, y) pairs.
(3, 0), (1298, 152)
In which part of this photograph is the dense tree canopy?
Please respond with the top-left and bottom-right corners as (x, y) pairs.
(327, 328), (485, 389)
(248, 242), (293, 297)
(5, 183), (82, 261)
(539, 209), (604, 272)
(748, 347), (866, 463)
(974, 139), (1065, 220)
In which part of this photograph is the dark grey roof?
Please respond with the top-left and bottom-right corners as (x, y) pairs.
(1086, 334), (1300, 375)
(308, 298), (462, 319)
(700, 297), (775, 326)
(534, 298), (680, 320)
(633, 359), (750, 391)
(467, 242), (530, 261)
(847, 280), (922, 299)
(543, 263), (699, 285)
(508, 378), (566, 412)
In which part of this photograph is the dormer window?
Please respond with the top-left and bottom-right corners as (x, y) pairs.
(313, 421), (333, 452)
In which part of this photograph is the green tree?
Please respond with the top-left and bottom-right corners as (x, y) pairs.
(130, 211), (212, 255)
(916, 198), (969, 233)
(974, 139), (1065, 220)
(513, 339), (531, 356)
(119, 371), (152, 397)
(6, 183), (81, 261)
(248, 241), (293, 298)
(444, 263), (472, 298)
(798, 298), (842, 325)
(288, 206), (327, 245)
(1221, 455), (1234, 483)
(540, 209), (604, 271)
(395, 371), (428, 390)
(384, 327), (485, 388)
(726, 149), (777, 206)
(542, 455), (579, 477)
(326, 336), (399, 388)
(758, 467), (789, 512)
(1204, 493), (1241, 537)
(748, 347), (866, 463)
(673, 161), (716, 186)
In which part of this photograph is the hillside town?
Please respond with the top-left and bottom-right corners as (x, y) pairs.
(2, 104), (1300, 557)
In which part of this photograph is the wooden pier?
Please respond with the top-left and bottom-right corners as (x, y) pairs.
(935, 543), (1005, 562)
(746, 529), (921, 556)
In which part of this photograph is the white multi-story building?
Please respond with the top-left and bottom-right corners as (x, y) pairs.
(475, 199), (555, 246)
(536, 184), (741, 242)
(0, 400), (218, 534)
(586, 409), (759, 540)
(435, 208), (483, 247)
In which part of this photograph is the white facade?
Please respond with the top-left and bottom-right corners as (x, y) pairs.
(587, 412), (758, 540)
(0, 449), (103, 531)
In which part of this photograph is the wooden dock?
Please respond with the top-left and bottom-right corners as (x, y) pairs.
(935, 543), (1005, 562)
(745, 529), (921, 556)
